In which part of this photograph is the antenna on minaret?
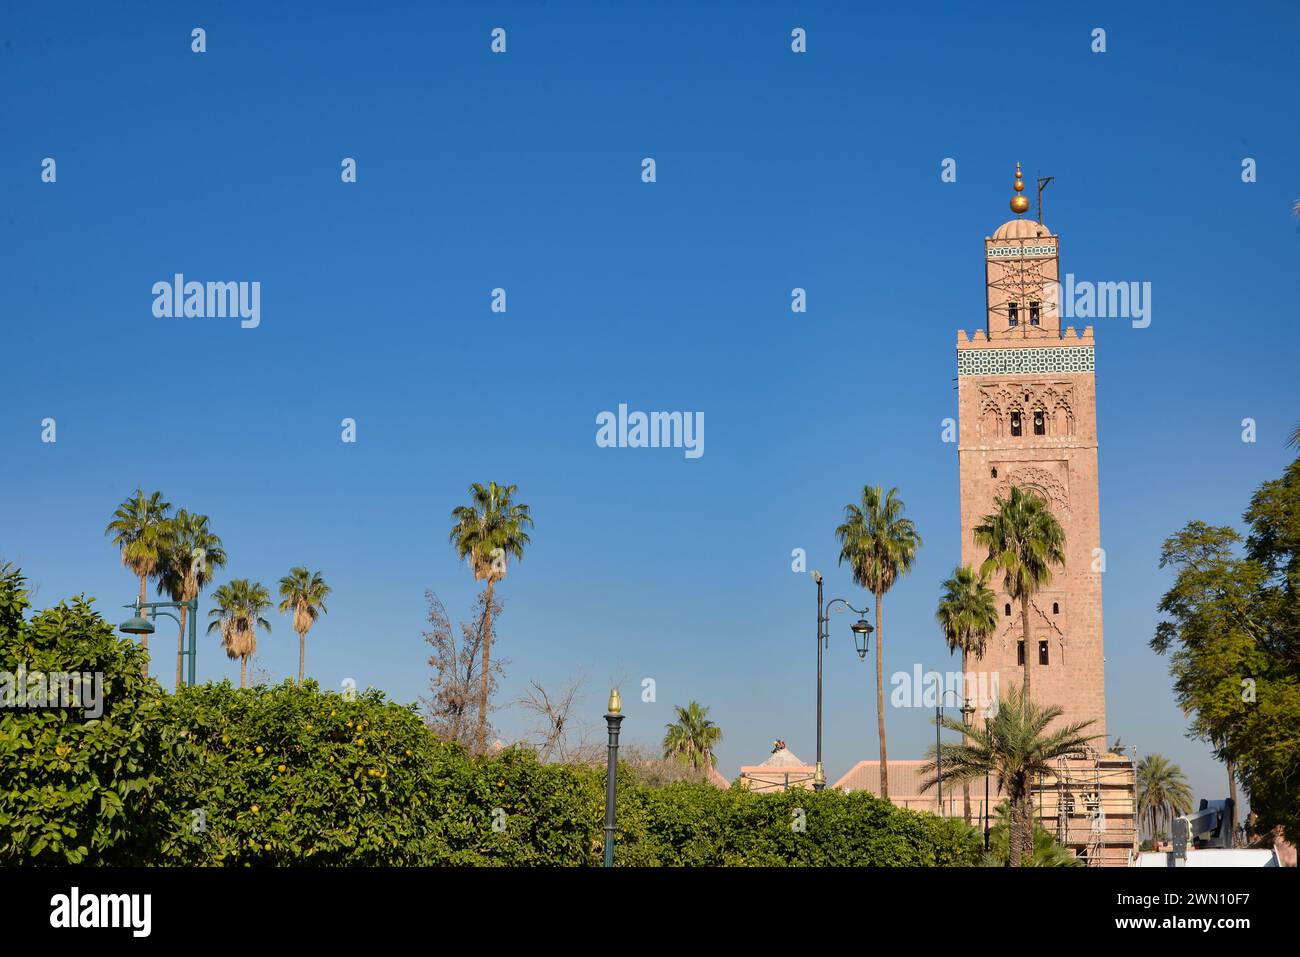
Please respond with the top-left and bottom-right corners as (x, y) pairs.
(1036, 174), (1055, 224)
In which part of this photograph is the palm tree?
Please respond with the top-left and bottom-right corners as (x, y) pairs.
(661, 701), (723, 775)
(919, 685), (1097, 866)
(935, 564), (999, 825)
(1136, 753), (1195, 843)
(984, 802), (1082, 867)
(155, 510), (227, 689)
(278, 567), (331, 685)
(105, 489), (172, 665)
(973, 485), (1065, 700)
(836, 485), (922, 801)
(207, 579), (272, 688)
(448, 482), (534, 753)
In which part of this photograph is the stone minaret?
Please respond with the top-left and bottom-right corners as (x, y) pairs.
(955, 165), (1106, 739)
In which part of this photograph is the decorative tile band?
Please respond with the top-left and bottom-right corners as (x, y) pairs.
(987, 244), (1057, 258)
(957, 346), (1094, 376)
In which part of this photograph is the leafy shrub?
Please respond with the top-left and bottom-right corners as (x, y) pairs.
(158, 681), (447, 865)
(0, 566), (174, 864)
(0, 564), (983, 867)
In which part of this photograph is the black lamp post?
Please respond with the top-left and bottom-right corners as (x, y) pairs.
(984, 716), (992, 851)
(602, 688), (623, 867)
(810, 570), (873, 791)
(934, 689), (962, 817)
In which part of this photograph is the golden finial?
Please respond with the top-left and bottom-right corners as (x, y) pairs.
(607, 688), (622, 715)
(1010, 161), (1030, 215)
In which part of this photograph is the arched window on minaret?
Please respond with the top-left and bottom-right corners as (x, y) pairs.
(1010, 411), (1023, 437)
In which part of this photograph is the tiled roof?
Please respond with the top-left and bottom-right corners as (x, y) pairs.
(833, 759), (1003, 804)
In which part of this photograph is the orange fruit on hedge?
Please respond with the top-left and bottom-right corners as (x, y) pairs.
(255, 746), (264, 754)
(251, 804), (260, 813)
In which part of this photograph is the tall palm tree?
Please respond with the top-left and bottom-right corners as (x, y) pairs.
(448, 481), (534, 753)
(1136, 753), (1195, 843)
(836, 485), (922, 801)
(207, 579), (272, 688)
(662, 701), (723, 775)
(155, 510), (226, 689)
(278, 566), (330, 686)
(935, 564), (999, 825)
(919, 685), (1097, 866)
(973, 485), (1065, 700)
(105, 489), (172, 665)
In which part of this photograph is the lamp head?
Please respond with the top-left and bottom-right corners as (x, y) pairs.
(120, 615), (155, 636)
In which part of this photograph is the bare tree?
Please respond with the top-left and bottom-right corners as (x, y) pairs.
(515, 677), (588, 762)
(422, 589), (504, 752)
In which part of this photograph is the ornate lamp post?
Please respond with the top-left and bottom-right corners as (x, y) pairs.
(810, 570), (873, 791)
(602, 688), (623, 867)
(934, 688), (962, 816)
(119, 598), (199, 685)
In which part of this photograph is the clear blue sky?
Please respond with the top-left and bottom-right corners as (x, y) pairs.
(2, 1), (1297, 804)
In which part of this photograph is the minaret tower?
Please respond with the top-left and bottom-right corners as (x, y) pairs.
(955, 165), (1106, 738)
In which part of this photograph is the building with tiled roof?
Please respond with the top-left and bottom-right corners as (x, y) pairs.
(738, 745), (816, 793)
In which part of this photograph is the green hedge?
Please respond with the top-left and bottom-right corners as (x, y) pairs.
(0, 568), (981, 866)
(0, 566), (173, 864)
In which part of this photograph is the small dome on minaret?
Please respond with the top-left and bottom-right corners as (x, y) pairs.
(992, 217), (1052, 239)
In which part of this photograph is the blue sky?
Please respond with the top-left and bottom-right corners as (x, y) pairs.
(2, 1), (1297, 803)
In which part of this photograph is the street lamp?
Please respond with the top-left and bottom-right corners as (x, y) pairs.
(810, 570), (873, 791)
(602, 688), (623, 867)
(935, 688), (962, 817)
(984, 716), (992, 851)
(118, 614), (154, 636)
(119, 598), (198, 686)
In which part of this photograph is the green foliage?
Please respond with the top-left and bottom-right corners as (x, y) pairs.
(835, 485), (922, 595)
(661, 701), (722, 772)
(158, 681), (449, 864)
(0, 567), (173, 864)
(1136, 753), (1194, 841)
(919, 686), (1098, 866)
(616, 784), (981, 867)
(1, 563), (985, 867)
(973, 485), (1065, 606)
(935, 564), (999, 662)
(982, 802), (1082, 867)
(1153, 457), (1300, 839)
(448, 481), (533, 582)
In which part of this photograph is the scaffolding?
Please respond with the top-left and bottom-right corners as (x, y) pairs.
(1034, 747), (1137, 867)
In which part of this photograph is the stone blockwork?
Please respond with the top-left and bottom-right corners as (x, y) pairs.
(956, 216), (1106, 743)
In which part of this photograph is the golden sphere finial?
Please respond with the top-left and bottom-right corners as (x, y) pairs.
(1010, 161), (1029, 215)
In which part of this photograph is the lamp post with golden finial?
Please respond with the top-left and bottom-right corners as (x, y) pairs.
(603, 687), (623, 867)
(1010, 162), (1030, 216)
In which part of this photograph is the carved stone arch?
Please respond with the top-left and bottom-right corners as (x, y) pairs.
(995, 465), (1070, 516)
(1052, 393), (1075, 437)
